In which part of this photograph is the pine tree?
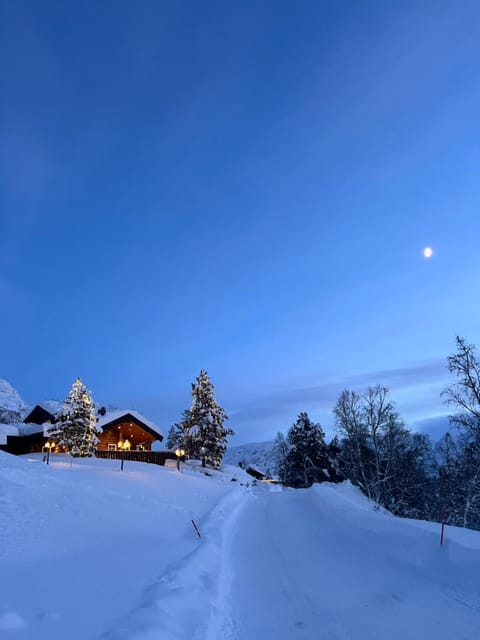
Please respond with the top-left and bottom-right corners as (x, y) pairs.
(48, 378), (98, 457)
(281, 413), (329, 488)
(166, 424), (182, 450)
(326, 436), (344, 483)
(178, 371), (234, 468)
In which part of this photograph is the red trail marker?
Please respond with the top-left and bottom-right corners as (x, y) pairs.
(191, 519), (201, 538)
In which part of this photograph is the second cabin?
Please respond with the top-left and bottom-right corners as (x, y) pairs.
(95, 410), (163, 452)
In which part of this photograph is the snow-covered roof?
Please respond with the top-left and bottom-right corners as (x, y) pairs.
(18, 423), (46, 437)
(96, 410), (163, 439)
(0, 424), (20, 445)
(0, 422), (46, 444)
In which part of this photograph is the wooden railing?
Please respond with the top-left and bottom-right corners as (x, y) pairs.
(95, 450), (178, 466)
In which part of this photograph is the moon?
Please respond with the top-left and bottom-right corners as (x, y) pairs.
(423, 247), (433, 259)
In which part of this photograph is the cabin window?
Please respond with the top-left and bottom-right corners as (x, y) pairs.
(136, 444), (145, 451)
(108, 444), (117, 451)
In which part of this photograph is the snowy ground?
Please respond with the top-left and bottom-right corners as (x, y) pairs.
(2, 452), (480, 639)
(0, 452), (254, 639)
(221, 484), (480, 640)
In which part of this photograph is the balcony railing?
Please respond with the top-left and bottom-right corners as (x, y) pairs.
(95, 449), (177, 466)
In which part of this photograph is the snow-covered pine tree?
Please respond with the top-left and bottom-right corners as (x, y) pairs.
(178, 370), (234, 468)
(326, 436), (345, 483)
(166, 423), (182, 450)
(48, 378), (98, 457)
(281, 413), (329, 488)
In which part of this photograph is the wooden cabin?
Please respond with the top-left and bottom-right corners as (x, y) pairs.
(246, 465), (266, 481)
(1, 408), (167, 465)
(95, 411), (163, 452)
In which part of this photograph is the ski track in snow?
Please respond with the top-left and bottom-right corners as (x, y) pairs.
(103, 482), (253, 640)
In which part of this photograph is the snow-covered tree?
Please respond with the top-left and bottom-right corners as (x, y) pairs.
(166, 423), (182, 450)
(48, 378), (98, 457)
(326, 436), (345, 483)
(178, 370), (234, 468)
(280, 413), (329, 488)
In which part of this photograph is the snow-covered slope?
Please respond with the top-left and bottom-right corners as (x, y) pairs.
(224, 440), (276, 475)
(0, 378), (29, 422)
(2, 452), (480, 640)
(0, 452), (253, 638)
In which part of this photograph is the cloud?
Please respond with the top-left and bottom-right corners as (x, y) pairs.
(411, 415), (451, 442)
(228, 359), (450, 443)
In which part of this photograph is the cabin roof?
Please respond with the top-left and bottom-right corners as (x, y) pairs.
(0, 424), (19, 445)
(23, 404), (56, 425)
(96, 410), (163, 441)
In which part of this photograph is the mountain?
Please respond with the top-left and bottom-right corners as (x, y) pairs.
(38, 399), (62, 416)
(224, 440), (277, 476)
(0, 378), (29, 423)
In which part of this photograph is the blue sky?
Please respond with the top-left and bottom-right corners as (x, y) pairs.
(1, 1), (479, 444)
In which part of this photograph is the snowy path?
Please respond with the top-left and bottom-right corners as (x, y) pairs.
(224, 486), (480, 640)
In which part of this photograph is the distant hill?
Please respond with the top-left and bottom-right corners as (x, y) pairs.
(224, 441), (277, 476)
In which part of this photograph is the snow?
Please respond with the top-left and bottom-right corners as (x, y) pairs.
(0, 451), (252, 639)
(18, 423), (46, 436)
(0, 423), (19, 444)
(2, 451), (480, 640)
(221, 482), (480, 640)
(38, 400), (62, 416)
(0, 378), (29, 420)
(96, 410), (163, 438)
(224, 440), (276, 475)
(0, 378), (29, 413)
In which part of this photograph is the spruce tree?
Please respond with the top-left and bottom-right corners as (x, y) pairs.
(166, 424), (182, 450)
(326, 436), (344, 483)
(49, 378), (98, 457)
(178, 370), (234, 468)
(281, 413), (329, 488)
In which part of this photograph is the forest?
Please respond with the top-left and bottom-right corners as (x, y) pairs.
(271, 337), (480, 531)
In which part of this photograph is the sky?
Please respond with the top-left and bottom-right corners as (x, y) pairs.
(1, 0), (480, 444)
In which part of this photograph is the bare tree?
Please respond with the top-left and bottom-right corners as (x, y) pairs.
(334, 385), (428, 515)
(442, 336), (480, 436)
